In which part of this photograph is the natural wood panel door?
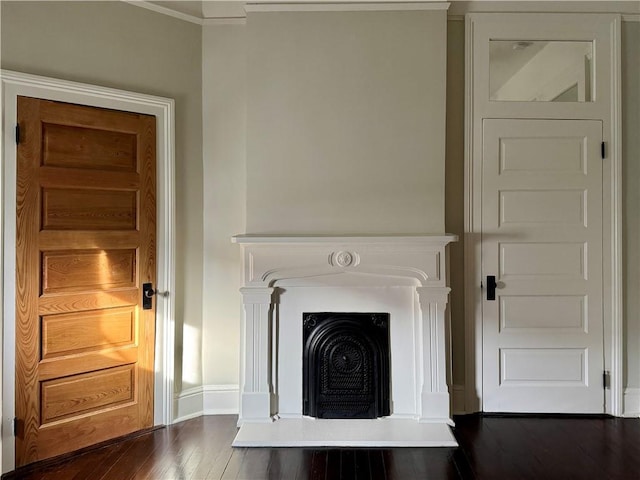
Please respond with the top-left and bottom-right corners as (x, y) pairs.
(16, 96), (156, 466)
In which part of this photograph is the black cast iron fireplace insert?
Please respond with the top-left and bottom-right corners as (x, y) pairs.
(302, 312), (391, 419)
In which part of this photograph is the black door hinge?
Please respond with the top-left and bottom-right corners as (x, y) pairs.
(15, 123), (20, 145)
(603, 371), (610, 389)
(12, 417), (18, 436)
(601, 141), (606, 159)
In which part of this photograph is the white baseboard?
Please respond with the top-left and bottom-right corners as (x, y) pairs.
(452, 384), (466, 415)
(173, 384), (239, 423)
(173, 386), (204, 423)
(175, 384), (464, 422)
(623, 388), (640, 417)
(203, 384), (240, 415)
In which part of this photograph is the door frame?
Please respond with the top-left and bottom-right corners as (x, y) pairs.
(463, 14), (623, 416)
(0, 70), (176, 473)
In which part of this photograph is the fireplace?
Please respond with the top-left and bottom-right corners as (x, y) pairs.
(231, 234), (458, 447)
(303, 312), (390, 419)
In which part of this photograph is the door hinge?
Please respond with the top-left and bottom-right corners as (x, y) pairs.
(603, 371), (610, 389)
(601, 141), (606, 159)
(12, 417), (18, 437)
(15, 123), (20, 145)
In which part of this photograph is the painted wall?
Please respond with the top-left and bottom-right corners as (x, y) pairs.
(201, 24), (246, 389)
(200, 16), (640, 404)
(623, 21), (640, 389)
(245, 10), (447, 234)
(0, 1), (204, 396)
(2, 0), (639, 419)
(446, 19), (466, 386)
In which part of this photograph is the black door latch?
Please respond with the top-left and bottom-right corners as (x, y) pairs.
(487, 275), (497, 301)
(142, 283), (155, 309)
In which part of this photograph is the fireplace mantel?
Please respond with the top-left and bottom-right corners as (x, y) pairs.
(232, 234), (458, 447)
(232, 234), (456, 287)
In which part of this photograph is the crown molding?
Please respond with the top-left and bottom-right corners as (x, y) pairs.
(203, 17), (248, 25)
(123, 0), (205, 24)
(245, 2), (450, 13)
(448, 1), (640, 16)
(124, 0), (639, 22)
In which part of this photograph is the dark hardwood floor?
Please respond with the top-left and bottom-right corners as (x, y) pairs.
(5, 414), (640, 480)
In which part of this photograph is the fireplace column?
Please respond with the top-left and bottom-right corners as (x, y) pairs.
(239, 287), (277, 423)
(416, 287), (452, 424)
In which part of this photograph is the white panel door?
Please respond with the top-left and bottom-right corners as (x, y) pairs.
(482, 119), (604, 413)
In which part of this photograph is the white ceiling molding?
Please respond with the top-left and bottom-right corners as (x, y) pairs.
(123, 0), (205, 24)
(202, 1), (247, 19)
(125, 1), (639, 22)
(448, 1), (640, 16)
(244, 2), (451, 13)
(203, 17), (249, 25)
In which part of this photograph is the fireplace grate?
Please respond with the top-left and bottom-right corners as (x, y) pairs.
(303, 312), (390, 419)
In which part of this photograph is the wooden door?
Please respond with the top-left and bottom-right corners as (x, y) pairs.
(481, 119), (604, 413)
(16, 96), (156, 466)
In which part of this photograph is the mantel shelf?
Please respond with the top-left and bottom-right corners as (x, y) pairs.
(232, 234), (458, 245)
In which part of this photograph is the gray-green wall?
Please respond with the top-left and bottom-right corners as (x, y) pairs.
(1, 1), (204, 393)
(2, 1), (639, 411)
(623, 21), (640, 389)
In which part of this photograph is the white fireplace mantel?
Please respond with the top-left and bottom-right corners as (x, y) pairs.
(232, 234), (458, 447)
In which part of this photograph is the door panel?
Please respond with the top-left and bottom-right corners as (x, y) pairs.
(16, 97), (156, 466)
(482, 119), (603, 413)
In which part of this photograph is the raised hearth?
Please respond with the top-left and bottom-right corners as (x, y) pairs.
(231, 235), (457, 447)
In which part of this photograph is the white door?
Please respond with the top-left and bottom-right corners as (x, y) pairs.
(482, 119), (604, 413)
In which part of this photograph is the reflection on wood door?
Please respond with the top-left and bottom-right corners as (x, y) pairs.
(16, 97), (156, 466)
(481, 119), (604, 413)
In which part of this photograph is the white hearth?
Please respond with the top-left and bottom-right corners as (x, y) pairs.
(232, 235), (457, 447)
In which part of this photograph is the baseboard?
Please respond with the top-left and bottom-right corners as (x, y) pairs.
(173, 384), (240, 423)
(452, 384), (466, 415)
(173, 386), (204, 423)
(203, 384), (240, 415)
(623, 388), (640, 417)
(176, 384), (465, 421)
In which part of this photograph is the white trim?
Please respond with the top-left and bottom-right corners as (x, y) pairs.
(173, 384), (240, 423)
(623, 388), (640, 417)
(463, 14), (622, 416)
(0, 70), (176, 473)
(203, 18), (248, 26)
(122, 0), (205, 25)
(449, 1), (640, 17)
(245, 2), (450, 13)
(232, 234), (457, 245)
(174, 387), (204, 423)
(203, 385), (240, 415)
(124, 0), (640, 22)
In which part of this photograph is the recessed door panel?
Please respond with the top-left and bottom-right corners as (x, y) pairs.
(42, 123), (138, 171)
(41, 365), (135, 424)
(42, 188), (137, 231)
(500, 295), (586, 332)
(41, 307), (136, 359)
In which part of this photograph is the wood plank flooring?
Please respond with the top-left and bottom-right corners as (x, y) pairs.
(4, 414), (640, 479)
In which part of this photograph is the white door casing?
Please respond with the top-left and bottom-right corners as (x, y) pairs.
(482, 119), (604, 413)
(1, 70), (176, 473)
(464, 14), (622, 415)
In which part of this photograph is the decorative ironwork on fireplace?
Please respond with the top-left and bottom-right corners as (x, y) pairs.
(303, 312), (391, 419)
